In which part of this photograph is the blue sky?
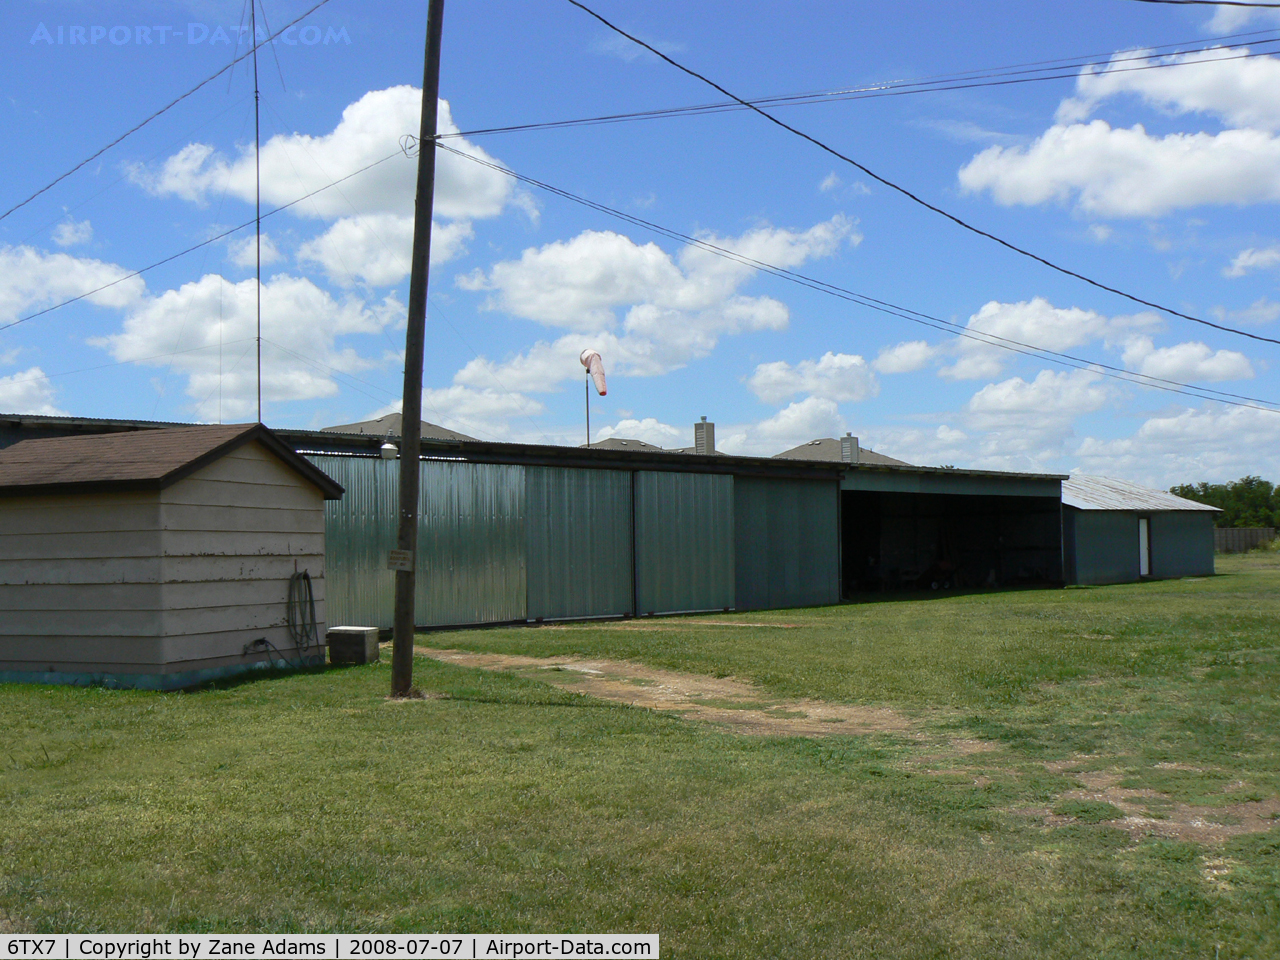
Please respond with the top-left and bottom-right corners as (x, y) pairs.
(3, 0), (1279, 486)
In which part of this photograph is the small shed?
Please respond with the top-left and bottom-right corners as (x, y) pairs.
(1062, 475), (1219, 585)
(0, 424), (343, 689)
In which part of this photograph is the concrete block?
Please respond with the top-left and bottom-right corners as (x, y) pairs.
(327, 626), (380, 665)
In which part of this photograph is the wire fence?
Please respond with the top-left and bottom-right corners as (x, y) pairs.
(1215, 527), (1277, 553)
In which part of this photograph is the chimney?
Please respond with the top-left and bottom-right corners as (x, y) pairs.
(694, 416), (716, 455)
(840, 432), (859, 464)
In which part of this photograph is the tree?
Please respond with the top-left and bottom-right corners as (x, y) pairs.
(1170, 476), (1280, 528)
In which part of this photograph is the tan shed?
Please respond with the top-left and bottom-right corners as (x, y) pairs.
(0, 424), (343, 689)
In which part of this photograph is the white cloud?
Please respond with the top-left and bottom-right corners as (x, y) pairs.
(1223, 245), (1280, 277)
(298, 215), (472, 287)
(747, 352), (878, 404)
(717, 397), (846, 457)
(873, 340), (936, 374)
(1058, 47), (1280, 131)
(820, 172), (841, 192)
(942, 297), (1157, 380)
(457, 217), (856, 387)
(0, 367), (67, 416)
(228, 233), (282, 269)
(0, 245), (146, 323)
(367, 386), (546, 443)
(1075, 402), (1280, 486)
(963, 369), (1116, 464)
(132, 88), (515, 222)
(1207, 7), (1280, 33)
(1213, 297), (1280, 325)
(959, 120), (1280, 218)
(1121, 336), (1254, 382)
(93, 273), (398, 420)
(52, 218), (92, 248)
(596, 417), (684, 447)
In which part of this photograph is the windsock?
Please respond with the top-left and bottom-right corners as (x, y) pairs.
(580, 349), (607, 396)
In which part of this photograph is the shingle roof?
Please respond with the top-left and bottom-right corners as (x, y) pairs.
(773, 437), (912, 467)
(0, 424), (343, 499)
(322, 413), (477, 443)
(1063, 475), (1219, 513)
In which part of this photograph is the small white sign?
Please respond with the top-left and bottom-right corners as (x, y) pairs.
(386, 549), (414, 572)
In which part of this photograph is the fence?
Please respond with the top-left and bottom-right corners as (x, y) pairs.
(1214, 527), (1277, 553)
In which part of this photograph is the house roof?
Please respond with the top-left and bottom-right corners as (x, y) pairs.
(322, 413), (477, 443)
(0, 424), (344, 499)
(773, 437), (912, 467)
(580, 437), (665, 451)
(1063, 475), (1219, 513)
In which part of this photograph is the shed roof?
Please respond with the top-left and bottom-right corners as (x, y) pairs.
(1063, 475), (1219, 513)
(0, 423), (344, 499)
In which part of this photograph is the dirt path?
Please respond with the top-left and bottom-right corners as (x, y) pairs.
(418, 647), (914, 737)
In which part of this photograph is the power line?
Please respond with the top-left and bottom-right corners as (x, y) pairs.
(565, 0), (1280, 350)
(1124, 0), (1280, 7)
(445, 34), (1280, 141)
(434, 140), (1280, 415)
(0, 151), (402, 335)
(0, 0), (333, 226)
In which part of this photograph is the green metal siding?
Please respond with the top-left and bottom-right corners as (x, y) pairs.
(1151, 512), (1216, 579)
(526, 467), (633, 620)
(634, 471), (735, 614)
(735, 477), (840, 611)
(308, 456), (526, 628)
(841, 471), (1061, 499)
(1068, 508), (1140, 585)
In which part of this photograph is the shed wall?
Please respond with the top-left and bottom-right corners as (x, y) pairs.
(526, 466), (633, 620)
(735, 477), (840, 611)
(1150, 512), (1216, 579)
(634, 471), (734, 614)
(309, 455), (525, 628)
(1068, 508), (1140, 585)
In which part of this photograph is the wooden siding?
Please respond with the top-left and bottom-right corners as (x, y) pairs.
(0, 440), (328, 679)
(158, 441), (327, 671)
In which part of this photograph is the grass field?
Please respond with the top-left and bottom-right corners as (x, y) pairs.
(2, 554), (1277, 958)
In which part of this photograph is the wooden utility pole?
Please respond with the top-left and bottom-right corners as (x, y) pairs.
(391, 0), (446, 696)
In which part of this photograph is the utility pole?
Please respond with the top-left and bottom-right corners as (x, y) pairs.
(251, 0), (262, 423)
(391, 0), (446, 697)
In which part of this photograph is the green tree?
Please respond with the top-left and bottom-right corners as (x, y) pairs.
(1170, 476), (1280, 528)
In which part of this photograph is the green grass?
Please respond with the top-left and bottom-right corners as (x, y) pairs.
(1, 554), (1278, 958)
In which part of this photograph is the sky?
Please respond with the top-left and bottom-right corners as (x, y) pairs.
(3, 0), (1280, 487)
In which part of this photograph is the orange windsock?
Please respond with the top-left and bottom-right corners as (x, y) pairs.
(580, 349), (607, 396)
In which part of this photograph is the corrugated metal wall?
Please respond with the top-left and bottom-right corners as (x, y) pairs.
(1151, 512), (1216, 579)
(308, 456), (526, 628)
(634, 471), (735, 614)
(735, 477), (840, 611)
(526, 466), (633, 620)
(1069, 508), (1140, 585)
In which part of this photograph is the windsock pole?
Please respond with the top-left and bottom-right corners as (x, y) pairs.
(585, 372), (590, 447)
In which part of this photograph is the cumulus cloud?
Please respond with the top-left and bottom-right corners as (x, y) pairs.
(0, 367), (67, 416)
(228, 233), (282, 269)
(1213, 297), (1280, 325)
(0, 245), (146, 323)
(1058, 47), (1280, 131)
(1207, 7), (1280, 34)
(747, 352), (878, 404)
(959, 120), (1280, 217)
(132, 89), (512, 222)
(717, 397), (847, 457)
(52, 218), (92, 248)
(298, 215), (472, 287)
(456, 216), (856, 388)
(963, 369), (1116, 464)
(596, 417), (685, 447)
(941, 297), (1157, 380)
(1121, 336), (1254, 381)
(873, 340), (937, 374)
(1223, 245), (1280, 277)
(1075, 402), (1280, 485)
(93, 273), (399, 420)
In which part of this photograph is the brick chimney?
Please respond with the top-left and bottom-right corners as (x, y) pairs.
(694, 416), (716, 455)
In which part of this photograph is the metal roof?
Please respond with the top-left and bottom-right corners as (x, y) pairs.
(1063, 475), (1220, 513)
(0, 424), (344, 499)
